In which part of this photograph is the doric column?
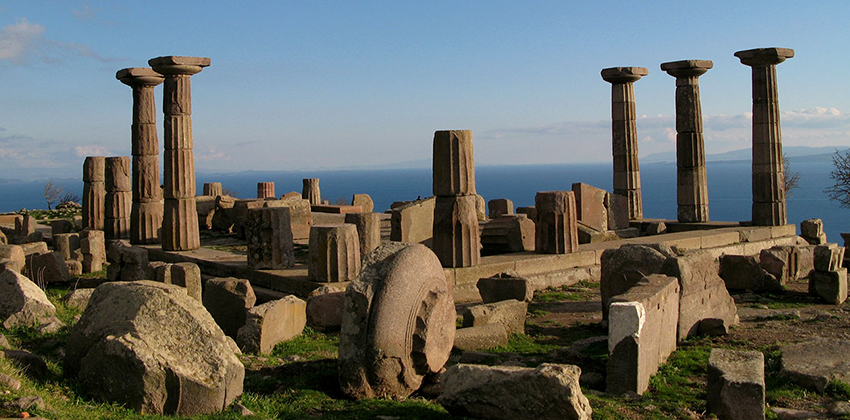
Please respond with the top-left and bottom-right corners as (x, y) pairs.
(117, 68), (165, 244)
(735, 47), (794, 226)
(82, 156), (105, 230)
(432, 130), (480, 267)
(302, 178), (321, 205)
(661, 60), (713, 223)
(257, 182), (275, 199)
(602, 67), (648, 220)
(149, 56), (210, 251)
(104, 156), (131, 239)
(203, 182), (222, 197)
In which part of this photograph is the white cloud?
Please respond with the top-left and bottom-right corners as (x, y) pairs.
(0, 19), (45, 64)
(196, 146), (230, 162)
(72, 5), (96, 21)
(74, 145), (111, 157)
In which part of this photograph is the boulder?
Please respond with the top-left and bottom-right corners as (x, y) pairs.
(707, 348), (765, 420)
(462, 299), (527, 335)
(64, 281), (244, 415)
(203, 277), (256, 338)
(0, 349), (49, 380)
(106, 240), (149, 282)
(27, 252), (71, 284)
(809, 269), (848, 305)
(306, 288), (345, 332)
(339, 242), (456, 399)
(0, 269), (56, 328)
(600, 244), (676, 321)
(438, 363), (592, 420)
(53, 233), (81, 261)
(236, 295), (306, 354)
(351, 194), (374, 213)
(63, 288), (95, 311)
(0, 244), (25, 273)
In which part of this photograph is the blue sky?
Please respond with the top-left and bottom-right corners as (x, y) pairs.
(0, 1), (848, 180)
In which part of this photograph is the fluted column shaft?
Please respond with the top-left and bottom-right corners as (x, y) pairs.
(82, 156), (105, 230)
(149, 56), (210, 251)
(661, 60), (712, 223)
(117, 68), (165, 244)
(735, 48), (794, 226)
(602, 67), (648, 220)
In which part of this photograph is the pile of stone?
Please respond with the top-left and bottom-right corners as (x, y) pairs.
(809, 244), (847, 304)
(720, 243), (816, 292)
(453, 272), (533, 351)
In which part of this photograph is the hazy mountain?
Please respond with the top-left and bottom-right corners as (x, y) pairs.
(643, 146), (849, 164)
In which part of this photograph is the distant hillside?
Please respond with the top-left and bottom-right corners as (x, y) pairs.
(643, 146), (849, 164)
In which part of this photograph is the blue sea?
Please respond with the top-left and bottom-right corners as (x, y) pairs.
(1, 160), (846, 242)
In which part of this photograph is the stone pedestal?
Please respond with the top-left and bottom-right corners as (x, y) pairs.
(302, 178), (321, 205)
(433, 130), (476, 196)
(82, 156), (106, 231)
(432, 130), (480, 268)
(149, 56), (210, 251)
(735, 47), (794, 226)
(257, 182), (275, 199)
(535, 191), (578, 254)
(344, 212), (382, 257)
(245, 207), (294, 269)
(488, 198), (513, 219)
(661, 60), (712, 223)
(104, 157), (131, 240)
(117, 67), (165, 244)
(308, 224), (360, 282)
(203, 182), (222, 197)
(602, 67), (648, 220)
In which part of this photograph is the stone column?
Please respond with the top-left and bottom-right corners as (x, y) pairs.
(104, 156), (131, 239)
(661, 60), (713, 223)
(432, 130), (480, 267)
(601, 67), (648, 220)
(302, 178), (321, 205)
(149, 56), (210, 251)
(117, 68), (165, 244)
(257, 182), (275, 199)
(203, 182), (222, 197)
(735, 47), (794, 226)
(82, 156), (105, 230)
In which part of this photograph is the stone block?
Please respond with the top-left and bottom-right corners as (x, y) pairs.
(153, 262), (202, 301)
(607, 274), (680, 395)
(707, 349), (765, 420)
(237, 295), (306, 354)
(516, 206), (537, 223)
(390, 196), (435, 245)
(433, 195), (480, 268)
(106, 240), (149, 282)
(51, 219), (75, 236)
(62, 288), (95, 311)
(351, 194), (374, 213)
(661, 250), (739, 340)
(433, 130), (476, 196)
(535, 191), (579, 254)
(0, 269), (56, 328)
(0, 245), (25, 273)
(452, 324), (509, 351)
(719, 254), (765, 291)
(15, 215), (35, 236)
(203, 277), (256, 338)
(809, 269), (848, 304)
(600, 243), (676, 321)
(308, 224), (360, 282)
(66, 260), (82, 276)
(246, 207), (295, 270)
(487, 198), (513, 219)
(480, 214), (535, 254)
(27, 252), (70, 284)
(759, 245), (799, 285)
(800, 218), (824, 238)
(53, 233), (80, 261)
(477, 272), (534, 303)
(344, 212), (381, 257)
(462, 299), (527, 335)
(814, 244), (844, 272)
(264, 198), (313, 240)
(572, 183), (609, 231)
(105, 156), (131, 192)
(607, 192), (630, 230)
(19, 242), (47, 256)
(305, 288), (345, 331)
(780, 337), (850, 393)
(196, 195), (217, 229)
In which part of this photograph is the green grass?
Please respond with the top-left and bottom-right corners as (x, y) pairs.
(534, 291), (583, 302)
(485, 333), (562, 356)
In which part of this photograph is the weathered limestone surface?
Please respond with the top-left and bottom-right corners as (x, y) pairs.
(344, 212), (381, 257)
(661, 250), (739, 340)
(306, 287), (345, 332)
(607, 274), (680, 395)
(65, 281), (243, 415)
(801, 218), (827, 245)
(488, 199), (513, 219)
(759, 245), (799, 287)
(600, 244), (676, 321)
(150, 55), (210, 251)
(246, 207), (295, 270)
(0, 269), (57, 329)
(462, 299), (527, 335)
(438, 363), (592, 420)
(28, 252), (71, 284)
(54, 233), (80, 261)
(707, 348), (765, 420)
(433, 195), (481, 268)
(0, 245), (25, 273)
(433, 130), (475, 197)
(80, 229), (105, 273)
(661, 60), (713, 223)
(351, 194), (374, 213)
(203, 182), (222, 197)
(601, 66), (648, 220)
(152, 262), (203, 302)
(236, 295), (306, 355)
(63, 288), (95, 311)
(477, 272), (534, 303)
(535, 191), (579, 254)
(735, 47), (794, 226)
(572, 182), (611, 231)
(780, 337), (850, 392)
(308, 225), (360, 282)
(104, 156), (131, 240)
(83, 156), (106, 231)
(453, 324), (509, 351)
(302, 178), (321, 205)
(390, 197), (435, 245)
(480, 214), (535, 254)
(106, 240), (149, 282)
(264, 198), (313, 240)
(339, 242), (456, 399)
(719, 254), (767, 291)
(256, 182), (275, 199)
(809, 267), (848, 305)
(203, 277), (256, 338)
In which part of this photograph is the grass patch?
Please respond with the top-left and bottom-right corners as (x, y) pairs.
(534, 291), (582, 302)
(485, 333), (562, 356)
(270, 328), (339, 361)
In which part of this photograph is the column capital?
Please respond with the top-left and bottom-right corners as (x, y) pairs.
(601, 67), (648, 84)
(660, 60), (713, 78)
(116, 67), (164, 87)
(148, 56), (211, 76)
(734, 47), (794, 67)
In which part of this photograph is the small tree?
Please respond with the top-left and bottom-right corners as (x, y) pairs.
(826, 149), (850, 208)
(784, 153), (801, 198)
(43, 179), (63, 210)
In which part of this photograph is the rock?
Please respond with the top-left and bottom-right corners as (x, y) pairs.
(236, 295), (306, 354)
(106, 240), (149, 282)
(759, 245), (799, 286)
(477, 272), (534, 303)
(462, 299), (527, 335)
(339, 242), (456, 399)
(453, 324), (509, 351)
(64, 281), (244, 415)
(0, 269), (56, 328)
(63, 288), (96, 311)
(809, 269), (848, 304)
(53, 232), (80, 261)
(0, 349), (49, 380)
(813, 244), (844, 272)
(438, 363), (592, 420)
(4, 395), (45, 412)
(600, 244), (676, 321)
(153, 262), (202, 302)
(780, 337), (850, 392)
(305, 289), (345, 332)
(800, 218), (827, 245)
(37, 318), (64, 334)
(706, 348), (765, 420)
(203, 277), (256, 338)
(0, 333), (9, 348)
(771, 407), (826, 419)
(0, 372), (21, 390)
(719, 254), (765, 291)
(0, 245), (25, 273)
(351, 194), (374, 213)
(26, 252), (70, 284)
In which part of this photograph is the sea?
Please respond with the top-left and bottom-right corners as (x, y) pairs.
(1, 159), (846, 242)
